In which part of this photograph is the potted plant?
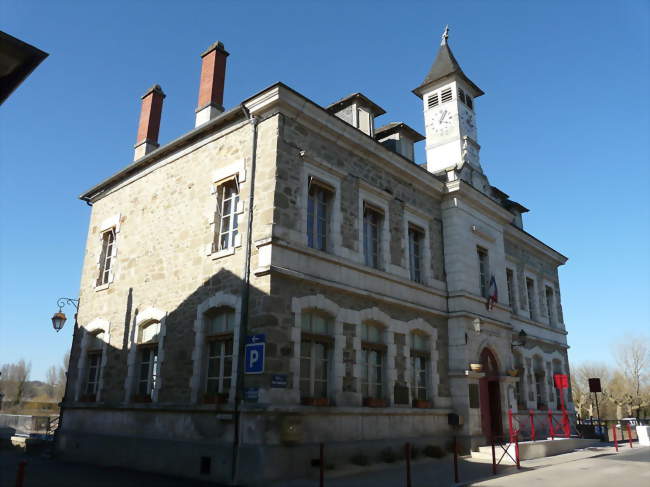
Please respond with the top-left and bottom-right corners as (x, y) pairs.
(469, 363), (483, 372)
(412, 399), (432, 409)
(203, 393), (229, 404)
(301, 397), (329, 406)
(363, 397), (387, 408)
(507, 368), (519, 377)
(131, 394), (152, 403)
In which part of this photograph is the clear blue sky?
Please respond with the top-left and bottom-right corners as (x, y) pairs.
(1, 1), (648, 380)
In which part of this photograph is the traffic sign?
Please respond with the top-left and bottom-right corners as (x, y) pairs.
(246, 334), (266, 344)
(245, 342), (265, 374)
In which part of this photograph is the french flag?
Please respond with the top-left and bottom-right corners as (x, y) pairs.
(486, 275), (498, 310)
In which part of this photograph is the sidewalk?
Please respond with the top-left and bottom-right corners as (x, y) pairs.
(275, 443), (646, 487)
(0, 450), (218, 487)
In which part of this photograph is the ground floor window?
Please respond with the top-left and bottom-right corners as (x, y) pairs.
(411, 354), (428, 400)
(137, 346), (158, 397)
(206, 338), (233, 398)
(84, 351), (102, 396)
(300, 340), (329, 399)
(361, 348), (384, 399)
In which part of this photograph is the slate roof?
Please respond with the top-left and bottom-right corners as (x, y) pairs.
(375, 122), (425, 142)
(412, 41), (483, 98)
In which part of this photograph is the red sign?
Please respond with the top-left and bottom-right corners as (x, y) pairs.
(554, 373), (569, 389)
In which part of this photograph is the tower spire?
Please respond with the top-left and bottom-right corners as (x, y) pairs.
(441, 25), (450, 46)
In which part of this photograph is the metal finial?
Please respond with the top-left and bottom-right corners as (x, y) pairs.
(441, 25), (450, 46)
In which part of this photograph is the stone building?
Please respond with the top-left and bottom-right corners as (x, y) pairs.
(58, 31), (575, 484)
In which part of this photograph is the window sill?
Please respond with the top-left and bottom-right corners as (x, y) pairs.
(210, 246), (239, 260)
(79, 394), (97, 403)
(94, 283), (110, 292)
(132, 394), (153, 403)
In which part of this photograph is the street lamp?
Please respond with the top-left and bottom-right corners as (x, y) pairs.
(512, 329), (527, 348)
(51, 297), (79, 332)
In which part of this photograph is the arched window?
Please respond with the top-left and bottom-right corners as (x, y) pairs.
(135, 321), (161, 400)
(300, 311), (333, 404)
(361, 321), (386, 406)
(480, 348), (499, 377)
(410, 332), (429, 403)
(204, 307), (235, 403)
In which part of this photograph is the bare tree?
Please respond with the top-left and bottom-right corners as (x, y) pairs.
(612, 337), (650, 417)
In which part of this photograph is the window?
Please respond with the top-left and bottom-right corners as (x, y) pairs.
(506, 269), (516, 311)
(526, 278), (536, 319)
(545, 286), (554, 325)
(361, 322), (385, 401)
(97, 228), (115, 286)
(477, 247), (489, 297)
(441, 87), (453, 103)
(458, 88), (466, 104)
(408, 226), (424, 283)
(363, 205), (382, 268)
(204, 307), (235, 400)
(85, 351), (102, 396)
(215, 179), (239, 251)
(300, 312), (333, 401)
(307, 180), (332, 251)
(137, 346), (158, 397)
(427, 93), (439, 108)
(411, 334), (429, 401)
(466, 96), (473, 110)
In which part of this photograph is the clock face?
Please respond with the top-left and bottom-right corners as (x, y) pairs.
(428, 109), (454, 135)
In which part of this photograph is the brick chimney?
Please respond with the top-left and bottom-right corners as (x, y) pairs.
(134, 85), (165, 161)
(195, 41), (229, 127)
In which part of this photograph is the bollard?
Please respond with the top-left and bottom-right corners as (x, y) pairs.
(15, 460), (26, 487)
(491, 436), (497, 475)
(319, 442), (324, 487)
(508, 409), (514, 443)
(548, 409), (555, 440)
(562, 410), (570, 438)
(453, 436), (459, 484)
(626, 424), (633, 448)
(514, 433), (521, 469)
(612, 425), (618, 452)
(405, 442), (412, 487)
(529, 410), (536, 442)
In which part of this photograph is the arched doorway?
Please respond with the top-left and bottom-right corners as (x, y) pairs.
(479, 348), (503, 439)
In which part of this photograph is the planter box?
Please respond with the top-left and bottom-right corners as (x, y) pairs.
(131, 394), (152, 403)
(203, 393), (228, 404)
(412, 399), (432, 409)
(363, 397), (387, 408)
(79, 394), (97, 403)
(301, 397), (329, 406)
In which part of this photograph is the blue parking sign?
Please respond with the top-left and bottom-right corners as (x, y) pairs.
(245, 342), (265, 374)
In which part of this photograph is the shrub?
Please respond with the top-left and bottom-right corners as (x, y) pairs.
(349, 453), (370, 466)
(423, 444), (446, 458)
(379, 447), (397, 463)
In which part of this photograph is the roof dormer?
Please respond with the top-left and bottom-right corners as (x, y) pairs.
(375, 122), (424, 162)
(327, 93), (385, 137)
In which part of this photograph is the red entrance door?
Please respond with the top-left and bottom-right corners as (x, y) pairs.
(478, 348), (503, 439)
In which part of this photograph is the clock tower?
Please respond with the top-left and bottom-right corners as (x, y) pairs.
(413, 27), (484, 177)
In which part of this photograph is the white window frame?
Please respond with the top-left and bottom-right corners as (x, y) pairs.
(74, 319), (110, 402)
(95, 213), (120, 291)
(207, 160), (245, 260)
(203, 307), (236, 400)
(506, 267), (517, 312)
(403, 209), (431, 285)
(299, 310), (334, 401)
(190, 293), (241, 404)
(215, 178), (240, 252)
(124, 307), (167, 403)
(524, 272), (538, 321)
(358, 185), (390, 270)
(360, 322), (386, 400)
(136, 345), (159, 397)
(477, 246), (489, 298)
(84, 350), (102, 396)
(301, 161), (343, 256)
(307, 179), (333, 252)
